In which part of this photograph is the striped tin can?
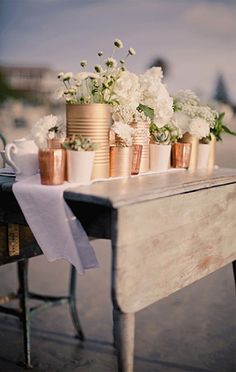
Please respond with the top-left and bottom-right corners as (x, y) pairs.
(131, 120), (150, 173)
(66, 104), (112, 179)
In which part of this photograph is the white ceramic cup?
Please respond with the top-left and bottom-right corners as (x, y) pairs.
(5, 138), (39, 180)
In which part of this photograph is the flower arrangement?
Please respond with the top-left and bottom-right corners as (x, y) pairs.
(110, 121), (135, 147)
(173, 90), (217, 141)
(31, 114), (66, 149)
(56, 38), (137, 107)
(63, 134), (98, 151)
(138, 67), (174, 128)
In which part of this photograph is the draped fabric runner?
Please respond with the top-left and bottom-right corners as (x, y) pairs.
(12, 175), (99, 274)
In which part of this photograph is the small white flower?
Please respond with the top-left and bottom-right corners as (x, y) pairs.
(111, 121), (134, 147)
(114, 38), (123, 48)
(98, 51), (103, 57)
(80, 60), (87, 68)
(128, 48), (136, 56)
(120, 59), (125, 65)
(31, 115), (66, 149)
(94, 64), (102, 73)
(63, 72), (73, 81)
(57, 72), (64, 80)
(105, 57), (117, 69)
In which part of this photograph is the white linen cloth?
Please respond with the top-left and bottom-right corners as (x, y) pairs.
(12, 175), (99, 274)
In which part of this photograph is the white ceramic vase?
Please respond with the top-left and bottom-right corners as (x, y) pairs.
(150, 144), (171, 171)
(67, 150), (95, 184)
(197, 144), (210, 169)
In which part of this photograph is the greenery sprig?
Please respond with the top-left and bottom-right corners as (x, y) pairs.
(211, 112), (236, 142)
(63, 134), (99, 151)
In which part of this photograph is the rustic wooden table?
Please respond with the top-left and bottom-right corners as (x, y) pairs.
(1, 168), (236, 372)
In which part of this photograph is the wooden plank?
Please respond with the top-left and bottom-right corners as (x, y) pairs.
(65, 168), (236, 208)
(112, 183), (236, 313)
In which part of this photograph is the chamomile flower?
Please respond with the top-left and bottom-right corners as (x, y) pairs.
(94, 64), (102, 73)
(128, 48), (136, 56)
(105, 57), (117, 69)
(114, 38), (123, 49)
(57, 72), (64, 80)
(80, 60), (87, 68)
(63, 72), (73, 81)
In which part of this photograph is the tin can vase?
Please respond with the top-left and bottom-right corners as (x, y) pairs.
(197, 143), (210, 169)
(66, 103), (112, 179)
(110, 146), (132, 178)
(208, 134), (216, 170)
(171, 142), (192, 168)
(39, 149), (65, 185)
(150, 144), (171, 171)
(131, 145), (143, 175)
(131, 121), (150, 173)
(180, 132), (199, 170)
(67, 150), (95, 185)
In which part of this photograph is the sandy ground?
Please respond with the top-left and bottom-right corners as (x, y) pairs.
(0, 134), (236, 372)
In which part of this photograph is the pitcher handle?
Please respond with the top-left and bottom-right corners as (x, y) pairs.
(5, 143), (20, 174)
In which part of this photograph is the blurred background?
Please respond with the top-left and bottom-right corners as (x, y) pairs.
(0, 0), (235, 166)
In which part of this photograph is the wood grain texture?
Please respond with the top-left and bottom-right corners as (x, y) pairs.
(112, 183), (236, 313)
(64, 168), (236, 208)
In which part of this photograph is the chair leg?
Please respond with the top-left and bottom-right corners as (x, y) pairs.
(17, 260), (32, 368)
(232, 260), (236, 289)
(69, 265), (85, 341)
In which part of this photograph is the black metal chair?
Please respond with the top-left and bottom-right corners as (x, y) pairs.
(0, 133), (85, 368)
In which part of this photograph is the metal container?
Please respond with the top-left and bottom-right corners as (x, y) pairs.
(131, 121), (150, 172)
(39, 149), (65, 185)
(66, 103), (112, 179)
(179, 132), (199, 170)
(171, 142), (192, 169)
(208, 134), (216, 170)
(110, 146), (132, 178)
(131, 145), (143, 175)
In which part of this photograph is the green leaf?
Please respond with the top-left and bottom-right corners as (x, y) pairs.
(222, 124), (236, 136)
(138, 104), (154, 121)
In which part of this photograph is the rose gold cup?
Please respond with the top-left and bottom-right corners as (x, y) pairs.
(39, 149), (65, 185)
(171, 143), (192, 169)
(131, 144), (143, 175)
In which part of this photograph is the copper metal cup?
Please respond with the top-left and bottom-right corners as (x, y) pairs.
(39, 149), (65, 185)
(131, 145), (143, 175)
(109, 146), (132, 177)
(171, 143), (192, 169)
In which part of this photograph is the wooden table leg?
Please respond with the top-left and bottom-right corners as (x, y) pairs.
(116, 311), (135, 372)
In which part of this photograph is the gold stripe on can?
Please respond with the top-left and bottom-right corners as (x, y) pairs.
(131, 121), (150, 172)
(66, 103), (112, 179)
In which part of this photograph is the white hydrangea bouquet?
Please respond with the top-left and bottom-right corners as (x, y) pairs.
(173, 90), (217, 142)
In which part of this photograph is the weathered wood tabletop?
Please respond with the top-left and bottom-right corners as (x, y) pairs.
(1, 168), (236, 372)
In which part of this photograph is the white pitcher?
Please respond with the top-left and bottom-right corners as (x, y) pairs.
(5, 138), (39, 180)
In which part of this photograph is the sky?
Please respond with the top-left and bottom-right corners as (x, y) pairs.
(0, 0), (236, 102)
